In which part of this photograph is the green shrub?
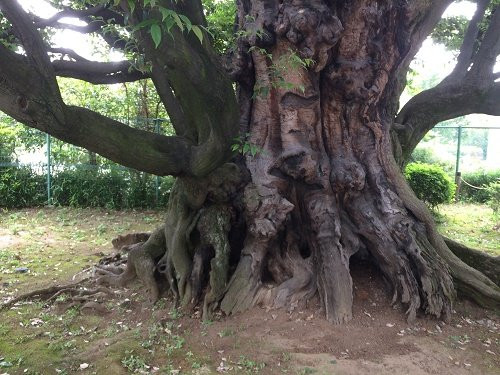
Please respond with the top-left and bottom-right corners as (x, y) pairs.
(404, 163), (455, 208)
(410, 147), (454, 175)
(459, 169), (500, 203)
(0, 165), (175, 209)
(0, 166), (46, 208)
(485, 181), (500, 213)
(52, 168), (127, 209)
(410, 147), (438, 165)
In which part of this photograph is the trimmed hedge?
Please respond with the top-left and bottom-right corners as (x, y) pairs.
(0, 166), (174, 209)
(404, 163), (455, 208)
(410, 147), (454, 175)
(0, 167), (46, 208)
(459, 169), (500, 203)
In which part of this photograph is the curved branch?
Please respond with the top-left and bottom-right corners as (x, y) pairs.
(52, 59), (150, 84)
(32, 4), (125, 31)
(468, 5), (500, 80)
(395, 5), (500, 163)
(33, 5), (106, 27)
(129, 0), (239, 172)
(48, 47), (90, 61)
(0, 1), (234, 178)
(446, 0), (490, 79)
(395, 80), (499, 162)
(30, 3), (129, 51)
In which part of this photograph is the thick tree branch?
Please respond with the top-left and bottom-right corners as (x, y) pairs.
(395, 4), (500, 164)
(48, 47), (90, 61)
(469, 5), (500, 80)
(446, 0), (490, 79)
(397, 1), (455, 71)
(129, 0), (239, 171)
(0, 43), (204, 176)
(0, 1), (234, 177)
(51, 59), (150, 84)
(32, 4), (125, 31)
(0, 0), (64, 121)
(30, 3), (128, 51)
(395, 80), (499, 162)
(33, 4), (106, 28)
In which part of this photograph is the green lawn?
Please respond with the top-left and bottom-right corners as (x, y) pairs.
(436, 203), (499, 256)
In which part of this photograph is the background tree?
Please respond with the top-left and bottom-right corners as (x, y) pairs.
(0, 0), (498, 324)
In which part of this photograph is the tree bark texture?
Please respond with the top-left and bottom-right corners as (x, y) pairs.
(1, 0), (499, 324)
(217, 0), (499, 323)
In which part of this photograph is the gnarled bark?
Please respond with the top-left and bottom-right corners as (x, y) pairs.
(1, 0), (499, 323)
(444, 237), (500, 287)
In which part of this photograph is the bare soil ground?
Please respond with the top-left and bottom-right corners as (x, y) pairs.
(0, 207), (498, 375)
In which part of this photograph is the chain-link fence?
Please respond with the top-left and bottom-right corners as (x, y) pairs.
(412, 125), (500, 201)
(413, 126), (499, 173)
(1, 121), (499, 208)
(0, 118), (174, 208)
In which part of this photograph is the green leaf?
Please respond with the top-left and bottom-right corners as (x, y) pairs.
(173, 13), (184, 32)
(159, 7), (174, 22)
(132, 19), (157, 32)
(179, 14), (192, 32)
(192, 25), (203, 43)
(200, 25), (214, 38)
(150, 24), (162, 48)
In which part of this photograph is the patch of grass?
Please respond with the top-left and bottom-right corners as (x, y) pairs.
(437, 203), (499, 255)
(237, 355), (266, 373)
(0, 208), (165, 375)
(168, 307), (183, 320)
(121, 350), (148, 373)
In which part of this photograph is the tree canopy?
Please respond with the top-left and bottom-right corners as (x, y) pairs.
(0, 0), (498, 172)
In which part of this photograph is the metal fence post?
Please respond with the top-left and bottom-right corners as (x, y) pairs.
(455, 125), (462, 176)
(154, 119), (160, 207)
(454, 125), (462, 201)
(46, 133), (52, 205)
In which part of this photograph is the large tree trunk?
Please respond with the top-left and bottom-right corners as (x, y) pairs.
(4, 0), (498, 324)
(220, 0), (460, 324)
(127, 0), (496, 324)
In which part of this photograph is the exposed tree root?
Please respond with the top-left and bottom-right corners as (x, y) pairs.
(1, 278), (90, 310)
(96, 226), (166, 304)
(443, 236), (500, 287)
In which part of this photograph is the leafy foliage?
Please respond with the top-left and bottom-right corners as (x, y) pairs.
(0, 167), (46, 208)
(485, 181), (500, 213)
(251, 48), (315, 98)
(431, 16), (469, 51)
(431, 0), (500, 52)
(231, 133), (262, 157)
(459, 169), (500, 203)
(129, 1), (207, 48)
(405, 163), (456, 208)
(409, 147), (454, 175)
(0, 166), (174, 209)
(203, 0), (237, 54)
